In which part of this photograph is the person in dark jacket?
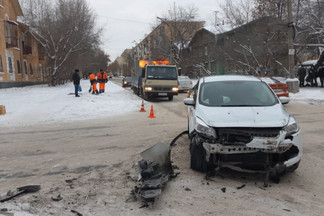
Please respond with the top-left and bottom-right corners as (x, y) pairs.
(72, 69), (81, 97)
(309, 65), (318, 87)
(318, 66), (324, 87)
(297, 65), (307, 87)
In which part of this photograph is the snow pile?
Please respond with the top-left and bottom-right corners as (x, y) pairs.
(290, 88), (324, 104)
(0, 80), (141, 127)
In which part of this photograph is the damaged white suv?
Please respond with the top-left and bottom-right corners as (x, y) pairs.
(184, 75), (302, 181)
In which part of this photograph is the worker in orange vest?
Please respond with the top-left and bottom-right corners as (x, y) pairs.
(89, 72), (99, 94)
(97, 69), (108, 93)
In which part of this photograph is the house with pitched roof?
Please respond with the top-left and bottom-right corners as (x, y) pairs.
(0, 0), (48, 88)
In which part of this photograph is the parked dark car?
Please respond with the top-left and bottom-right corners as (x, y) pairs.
(122, 77), (132, 87)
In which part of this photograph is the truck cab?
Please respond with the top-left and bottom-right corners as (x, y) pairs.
(132, 60), (179, 101)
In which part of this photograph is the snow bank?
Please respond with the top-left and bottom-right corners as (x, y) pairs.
(0, 80), (141, 127)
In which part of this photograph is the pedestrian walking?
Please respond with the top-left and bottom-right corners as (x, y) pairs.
(89, 72), (99, 94)
(97, 69), (108, 93)
(309, 65), (318, 87)
(297, 65), (306, 87)
(318, 66), (324, 87)
(72, 69), (81, 97)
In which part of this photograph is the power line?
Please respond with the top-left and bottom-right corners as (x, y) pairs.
(97, 15), (153, 25)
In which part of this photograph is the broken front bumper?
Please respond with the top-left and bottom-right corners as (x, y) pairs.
(201, 129), (302, 171)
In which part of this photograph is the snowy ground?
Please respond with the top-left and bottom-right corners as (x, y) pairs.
(1, 79), (324, 127)
(0, 80), (142, 127)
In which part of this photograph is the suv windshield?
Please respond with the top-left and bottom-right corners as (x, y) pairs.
(199, 80), (278, 107)
(147, 66), (177, 80)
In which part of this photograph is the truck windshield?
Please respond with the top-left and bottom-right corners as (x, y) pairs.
(147, 66), (177, 80)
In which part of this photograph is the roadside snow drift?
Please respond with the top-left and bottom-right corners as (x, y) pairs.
(0, 80), (141, 127)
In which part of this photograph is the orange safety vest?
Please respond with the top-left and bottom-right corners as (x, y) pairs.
(97, 71), (108, 83)
(89, 73), (96, 82)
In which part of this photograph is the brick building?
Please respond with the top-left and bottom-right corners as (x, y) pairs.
(0, 0), (48, 88)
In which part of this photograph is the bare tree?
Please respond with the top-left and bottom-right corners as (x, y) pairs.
(219, 0), (255, 28)
(222, 17), (289, 76)
(157, 3), (200, 69)
(252, 0), (287, 19)
(20, 0), (104, 85)
(294, 0), (324, 65)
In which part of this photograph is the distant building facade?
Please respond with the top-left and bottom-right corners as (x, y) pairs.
(129, 20), (205, 75)
(0, 0), (48, 88)
(182, 16), (290, 77)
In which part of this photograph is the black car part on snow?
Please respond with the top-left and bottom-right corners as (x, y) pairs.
(128, 131), (188, 208)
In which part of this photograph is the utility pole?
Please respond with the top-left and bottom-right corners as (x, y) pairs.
(287, 0), (294, 78)
(214, 11), (219, 26)
(286, 0), (299, 93)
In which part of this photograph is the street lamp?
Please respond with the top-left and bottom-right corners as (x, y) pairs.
(157, 17), (174, 64)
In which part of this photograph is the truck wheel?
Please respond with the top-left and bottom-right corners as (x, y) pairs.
(132, 87), (137, 95)
(144, 93), (149, 100)
(143, 91), (149, 100)
(168, 95), (173, 101)
(190, 135), (212, 172)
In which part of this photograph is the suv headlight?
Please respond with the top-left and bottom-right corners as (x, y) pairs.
(284, 116), (299, 136)
(195, 117), (216, 139)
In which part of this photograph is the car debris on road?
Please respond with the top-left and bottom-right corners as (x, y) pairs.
(128, 142), (176, 208)
(128, 131), (188, 208)
(0, 185), (40, 203)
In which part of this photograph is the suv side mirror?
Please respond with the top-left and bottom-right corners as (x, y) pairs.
(184, 98), (195, 106)
(279, 96), (290, 104)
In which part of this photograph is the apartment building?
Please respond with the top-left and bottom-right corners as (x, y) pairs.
(0, 0), (48, 88)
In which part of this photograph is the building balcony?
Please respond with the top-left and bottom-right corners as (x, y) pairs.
(6, 37), (18, 49)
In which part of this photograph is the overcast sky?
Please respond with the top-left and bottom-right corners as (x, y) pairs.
(86, 0), (225, 62)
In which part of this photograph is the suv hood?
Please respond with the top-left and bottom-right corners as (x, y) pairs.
(197, 104), (289, 128)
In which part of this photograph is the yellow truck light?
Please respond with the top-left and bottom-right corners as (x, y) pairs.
(139, 60), (149, 68)
(145, 86), (153, 91)
(172, 87), (179, 91)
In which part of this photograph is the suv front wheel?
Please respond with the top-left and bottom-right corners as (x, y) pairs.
(190, 135), (212, 172)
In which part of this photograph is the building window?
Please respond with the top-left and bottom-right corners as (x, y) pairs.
(24, 61), (28, 74)
(8, 57), (13, 73)
(0, 55), (4, 72)
(34, 64), (37, 74)
(29, 63), (33, 75)
(17, 60), (21, 74)
(5, 21), (19, 48)
(204, 46), (208, 56)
